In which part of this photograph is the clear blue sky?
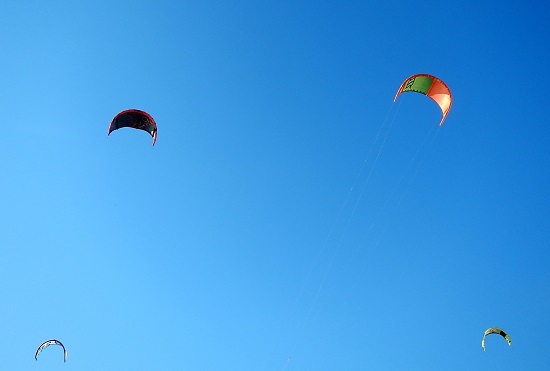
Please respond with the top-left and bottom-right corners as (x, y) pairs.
(1, 1), (549, 370)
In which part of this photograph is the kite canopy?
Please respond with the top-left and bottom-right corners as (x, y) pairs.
(108, 109), (158, 146)
(394, 74), (452, 126)
(35, 339), (67, 362)
(481, 328), (512, 351)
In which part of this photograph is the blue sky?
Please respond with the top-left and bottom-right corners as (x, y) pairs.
(1, 0), (549, 370)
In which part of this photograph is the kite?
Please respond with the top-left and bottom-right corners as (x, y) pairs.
(481, 328), (512, 351)
(394, 74), (452, 126)
(108, 109), (158, 146)
(35, 339), (67, 362)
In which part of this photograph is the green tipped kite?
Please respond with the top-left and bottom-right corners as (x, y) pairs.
(394, 74), (452, 126)
(481, 328), (512, 351)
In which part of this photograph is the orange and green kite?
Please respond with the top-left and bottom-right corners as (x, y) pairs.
(394, 74), (452, 126)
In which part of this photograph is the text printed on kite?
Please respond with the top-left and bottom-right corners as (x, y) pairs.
(481, 328), (512, 351)
(108, 109), (158, 146)
(35, 339), (67, 362)
(394, 74), (452, 126)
